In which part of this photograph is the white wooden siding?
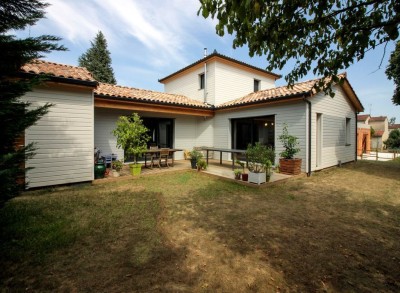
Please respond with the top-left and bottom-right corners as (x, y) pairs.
(164, 63), (215, 104)
(214, 61), (276, 106)
(310, 86), (356, 170)
(214, 101), (307, 170)
(163, 60), (275, 106)
(24, 86), (94, 188)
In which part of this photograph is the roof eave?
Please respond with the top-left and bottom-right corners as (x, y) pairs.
(18, 72), (98, 88)
(216, 91), (312, 111)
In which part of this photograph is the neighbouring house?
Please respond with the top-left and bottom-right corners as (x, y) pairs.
(20, 52), (364, 188)
(368, 116), (389, 150)
(357, 114), (371, 156)
(389, 124), (400, 132)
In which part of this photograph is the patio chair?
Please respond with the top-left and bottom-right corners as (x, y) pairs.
(147, 145), (159, 168)
(153, 148), (170, 168)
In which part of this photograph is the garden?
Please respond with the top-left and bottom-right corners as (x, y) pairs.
(1, 159), (399, 292)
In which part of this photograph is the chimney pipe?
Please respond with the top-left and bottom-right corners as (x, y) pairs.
(204, 48), (207, 57)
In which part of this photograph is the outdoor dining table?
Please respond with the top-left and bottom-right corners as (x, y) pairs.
(143, 148), (182, 167)
(201, 147), (247, 170)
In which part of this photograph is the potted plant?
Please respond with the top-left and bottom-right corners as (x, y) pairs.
(112, 113), (150, 176)
(246, 142), (275, 185)
(235, 160), (248, 181)
(233, 168), (242, 180)
(188, 149), (203, 169)
(196, 159), (207, 171)
(279, 124), (302, 175)
(112, 160), (123, 177)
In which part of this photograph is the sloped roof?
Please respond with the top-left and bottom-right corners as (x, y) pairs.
(159, 51), (281, 83)
(369, 116), (387, 122)
(217, 74), (363, 112)
(218, 78), (317, 108)
(21, 60), (97, 85)
(389, 124), (400, 129)
(357, 114), (370, 121)
(95, 83), (211, 109)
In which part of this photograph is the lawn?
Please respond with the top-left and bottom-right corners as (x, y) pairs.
(1, 160), (399, 292)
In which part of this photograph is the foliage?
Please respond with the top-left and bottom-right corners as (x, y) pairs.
(384, 129), (400, 149)
(78, 31), (116, 84)
(112, 160), (123, 172)
(188, 149), (203, 162)
(386, 40), (400, 105)
(196, 159), (207, 170)
(0, 0), (65, 200)
(199, 0), (400, 96)
(235, 159), (245, 174)
(234, 168), (242, 176)
(246, 142), (274, 173)
(112, 113), (150, 164)
(388, 117), (396, 125)
(370, 126), (376, 136)
(279, 125), (300, 159)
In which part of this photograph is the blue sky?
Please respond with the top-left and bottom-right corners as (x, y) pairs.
(15, 0), (399, 121)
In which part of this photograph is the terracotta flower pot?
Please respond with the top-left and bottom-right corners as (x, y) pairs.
(279, 158), (302, 175)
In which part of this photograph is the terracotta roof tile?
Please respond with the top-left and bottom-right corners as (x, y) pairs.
(357, 114), (370, 121)
(389, 124), (400, 129)
(217, 78), (318, 108)
(95, 83), (211, 108)
(369, 116), (387, 122)
(21, 60), (96, 82)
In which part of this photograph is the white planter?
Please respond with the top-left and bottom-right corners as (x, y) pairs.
(248, 171), (266, 185)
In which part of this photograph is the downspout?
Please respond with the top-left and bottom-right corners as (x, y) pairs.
(304, 96), (312, 177)
(203, 48), (207, 104)
(355, 111), (359, 162)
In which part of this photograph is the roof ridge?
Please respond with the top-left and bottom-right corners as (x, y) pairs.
(32, 59), (90, 71)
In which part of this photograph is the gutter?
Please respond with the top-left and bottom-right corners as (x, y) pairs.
(303, 96), (312, 177)
(355, 111), (358, 162)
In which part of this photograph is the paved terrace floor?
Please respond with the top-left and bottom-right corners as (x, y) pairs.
(96, 159), (292, 185)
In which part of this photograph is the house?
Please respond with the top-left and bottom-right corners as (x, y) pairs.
(368, 116), (389, 150)
(389, 124), (400, 132)
(357, 114), (371, 156)
(20, 53), (363, 188)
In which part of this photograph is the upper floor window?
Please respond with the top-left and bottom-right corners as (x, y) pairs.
(254, 79), (260, 92)
(199, 73), (205, 89)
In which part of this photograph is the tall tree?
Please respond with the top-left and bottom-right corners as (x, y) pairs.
(199, 0), (400, 96)
(386, 40), (400, 105)
(78, 31), (116, 84)
(0, 0), (65, 200)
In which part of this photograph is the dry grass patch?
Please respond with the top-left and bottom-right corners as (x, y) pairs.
(1, 161), (400, 292)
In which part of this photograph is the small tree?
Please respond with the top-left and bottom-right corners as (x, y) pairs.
(246, 142), (274, 173)
(0, 0), (65, 200)
(112, 113), (150, 164)
(384, 129), (400, 149)
(279, 125), (300, 159)
(78, 31), (116, 84)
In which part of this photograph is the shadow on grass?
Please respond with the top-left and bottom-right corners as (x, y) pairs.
(0, 189), (200, 292)
(188, 178), (400, 292)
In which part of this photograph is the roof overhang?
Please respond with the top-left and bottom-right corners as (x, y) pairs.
(159, 53), (281, 84)
(95, 96), (214, 117)
(341, 78), (364, 113)
(18, 72), (98, 88)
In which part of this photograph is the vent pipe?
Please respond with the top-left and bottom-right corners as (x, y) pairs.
(204, 48), (207, 57)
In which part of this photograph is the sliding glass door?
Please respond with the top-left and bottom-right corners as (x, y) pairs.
(231, 115), (275, 150)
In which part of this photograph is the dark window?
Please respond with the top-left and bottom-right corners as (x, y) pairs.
(199, 73), (205, 89)
(345, 118), (351, 145)
(231, 116), (275, 155)
(254, 79), (260, 92)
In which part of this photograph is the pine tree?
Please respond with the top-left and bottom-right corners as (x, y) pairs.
(78, 31), (116, 84)
(0, 0), (65, 200)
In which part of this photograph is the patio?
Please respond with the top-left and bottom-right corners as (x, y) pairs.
(96, 159), (292, 185)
